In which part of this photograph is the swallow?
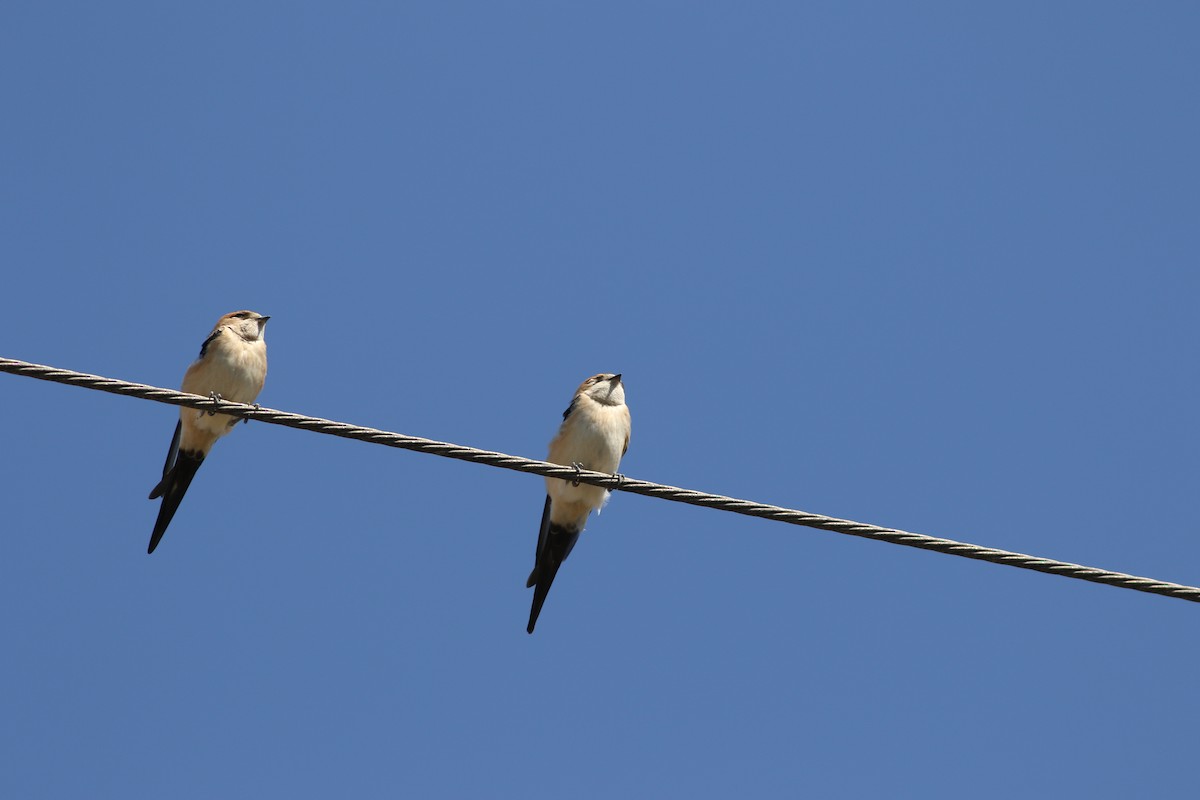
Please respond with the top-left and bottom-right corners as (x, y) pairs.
(526, 373), (631, 633)
(147, 310), (269, 553)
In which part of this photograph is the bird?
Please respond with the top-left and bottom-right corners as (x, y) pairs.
(526, 373), (631, 633)
(147, 310), (270, 554)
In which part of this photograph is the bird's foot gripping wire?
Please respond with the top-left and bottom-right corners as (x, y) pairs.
(244, 402), (260, 424)
(612, 473), (625, 490)
(207, 391), (223, 416)
(570, 461), (585, 487)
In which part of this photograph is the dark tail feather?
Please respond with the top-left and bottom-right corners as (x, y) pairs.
(527, 521), (581, 634)
(527, 496), (552, 589)
(160, 421), (182, 478)
(147, 450), (204, 554)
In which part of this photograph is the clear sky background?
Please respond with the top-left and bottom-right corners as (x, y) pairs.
(2, 3), (1197, 798)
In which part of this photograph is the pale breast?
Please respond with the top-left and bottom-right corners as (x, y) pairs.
(205, 341), (267, 404)
(545, 402), (628, 510)
(178, 334), (267, 447)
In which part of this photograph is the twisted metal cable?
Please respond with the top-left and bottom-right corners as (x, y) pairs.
(3, 356), (1198, 604)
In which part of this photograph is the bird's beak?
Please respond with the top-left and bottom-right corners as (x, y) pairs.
(258, 315), (271, 323)
(611, 374), (622, 384)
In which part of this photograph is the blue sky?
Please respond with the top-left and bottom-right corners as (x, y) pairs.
(2, 3), (1197, 797)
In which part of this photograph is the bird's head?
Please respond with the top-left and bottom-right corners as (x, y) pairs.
(218, 310), (270, 342)
(578, 373), (625, 406)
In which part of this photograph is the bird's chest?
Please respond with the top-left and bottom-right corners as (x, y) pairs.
(180, 340), (266, 445)
(204, 345), (264, 403)
(562, 410), (625, 472)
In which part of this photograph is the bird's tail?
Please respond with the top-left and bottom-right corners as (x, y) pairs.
(527, 521), (581, 634)
(147, 450), (205, 554)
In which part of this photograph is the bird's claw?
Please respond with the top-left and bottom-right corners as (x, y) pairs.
(207, 391), (223, 416)
(612, 472), (626, 490)
(243, 402), (260, 424)
(570, 461), (585, 487)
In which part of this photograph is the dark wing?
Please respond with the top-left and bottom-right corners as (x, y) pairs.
(197, 328), (221, 359)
